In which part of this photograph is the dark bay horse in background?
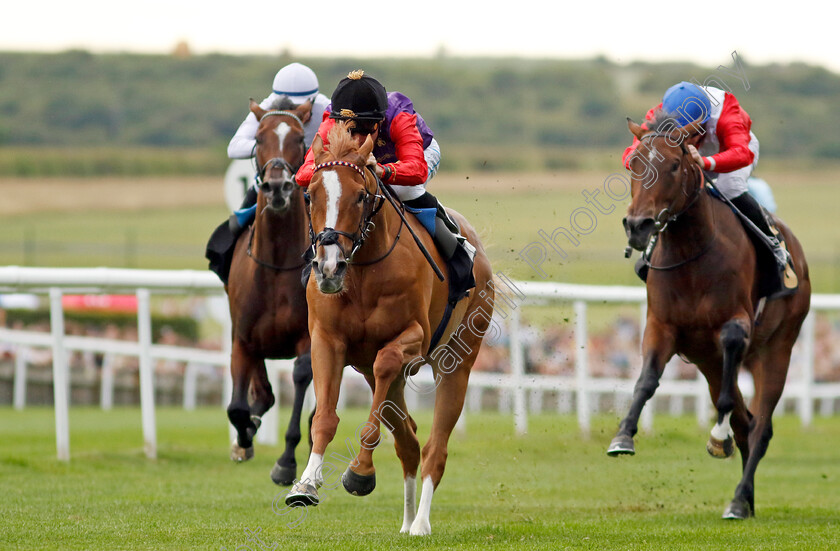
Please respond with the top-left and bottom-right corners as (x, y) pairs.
(608, 116), (811, 519)
(225, 98), (315, 485)
(283, 123), (494, 536)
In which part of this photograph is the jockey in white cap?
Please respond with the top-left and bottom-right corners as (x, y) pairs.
(228, 62), (330, 158)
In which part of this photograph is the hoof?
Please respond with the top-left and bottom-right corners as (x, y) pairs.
(285, 481), (319, 507)
(270, 462), (296, 486)
(227, 409), (259, 449)
(722, 498), (753, 519)
(230, 439), (254, 462)
(607, 434), (636, 456)
(706, 435), (735, 459)
(342, 467), (376, 497)
(409, 517), (431, 536)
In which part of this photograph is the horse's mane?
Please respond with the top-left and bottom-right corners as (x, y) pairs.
(648, 109), (681, 133)
(267, 96), (297, 111)
(325, 121), (365, 164)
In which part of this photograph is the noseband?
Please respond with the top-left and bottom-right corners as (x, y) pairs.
(308, 161), (389, 263)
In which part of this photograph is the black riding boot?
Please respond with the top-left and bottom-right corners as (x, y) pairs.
(205, 185), (259, 284)
(730, 192), (791, 269)
(403, 192), (476, 300)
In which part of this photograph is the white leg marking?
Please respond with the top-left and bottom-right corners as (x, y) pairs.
(400, 475), (417, 533)
(711, 411), (734, 441)
(409, 475), (434, 536)
(299, 452), (324, 488)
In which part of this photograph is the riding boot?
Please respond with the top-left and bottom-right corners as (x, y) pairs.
(205, 185), (259, 284)
(229, 185), (259, 236)
(403, 192), (476, 300)
(730, 192), (791, 270)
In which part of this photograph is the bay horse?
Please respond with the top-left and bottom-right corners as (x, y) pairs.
(225, 97), (315, 486)
(607, 115), (811, 519)
(283, 122), (494, 536)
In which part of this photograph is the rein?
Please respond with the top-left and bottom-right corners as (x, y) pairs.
(637, 133), (718, 271)
(246, 225), (307, 271)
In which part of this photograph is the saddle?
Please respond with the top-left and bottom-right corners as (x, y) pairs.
(403, 200), (477, 351)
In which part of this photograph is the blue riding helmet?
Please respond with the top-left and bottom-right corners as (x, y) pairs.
(662, 81), (712, 127)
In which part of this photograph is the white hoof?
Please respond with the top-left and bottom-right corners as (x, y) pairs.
(230, 439), (254, 462)
(409, 518), (431, 536)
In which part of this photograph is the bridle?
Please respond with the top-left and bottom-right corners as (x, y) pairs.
(246, 110), (307, 271)
(256, 110), (305, 185)
(635, 132), (717, 271)
(307, 161), (403, 265)
(638, 132), (705, 233)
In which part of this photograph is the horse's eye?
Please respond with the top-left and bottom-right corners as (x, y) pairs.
(356, 191), (365, 204)
(671, 160), (680, 172)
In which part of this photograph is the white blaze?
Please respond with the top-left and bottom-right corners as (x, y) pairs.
(273, 122), (290, 153)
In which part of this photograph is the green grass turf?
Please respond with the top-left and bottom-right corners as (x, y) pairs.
(0, 167), (838, 293)
(1, 407), (838, 550)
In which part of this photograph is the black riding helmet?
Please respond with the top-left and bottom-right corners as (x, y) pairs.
(329, 70), (388, 122)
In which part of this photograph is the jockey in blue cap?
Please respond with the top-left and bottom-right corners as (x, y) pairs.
(624, 81), (790, 271)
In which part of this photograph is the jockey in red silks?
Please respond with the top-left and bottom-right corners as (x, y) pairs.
(297, 70), (475, 296)
(623, 81), (790, 270)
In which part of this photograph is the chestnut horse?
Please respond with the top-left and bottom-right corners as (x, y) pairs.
(225, 98), (315, 486)
(607, 116), (811, 519)
(283, 122), (494, 536)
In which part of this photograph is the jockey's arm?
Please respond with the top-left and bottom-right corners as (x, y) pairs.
(381, 112), (428, 186)
(295, 119), (336, 187)
(703, 97), (754, 173)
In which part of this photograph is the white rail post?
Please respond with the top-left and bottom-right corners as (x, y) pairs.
(136, 288), (157, 459)
(509, 305), (528, 435)
(100, 354), (115, 410)
(49, 288), (70, 461)
(183, 362), (198, 411)
(13, 347), (27, 410)
(798, 311), (816, 427)
(574, 300), (591, 436)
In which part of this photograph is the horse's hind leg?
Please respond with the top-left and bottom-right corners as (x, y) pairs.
(272, 351), (312, 486)
(607, 320), (675, 456)
(227, 341), (263, 462)
(724, 338), (792, 520)
(411, 357), (470, 536)
(707, 318), (751, 461)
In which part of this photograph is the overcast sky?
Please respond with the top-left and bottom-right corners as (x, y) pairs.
(2, 1), (837, 72)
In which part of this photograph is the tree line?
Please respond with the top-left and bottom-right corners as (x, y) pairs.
(1, 50), (838, 175)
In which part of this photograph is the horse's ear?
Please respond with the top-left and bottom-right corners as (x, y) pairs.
(358, 133), (375, 160)
(250, 99), (266, 121)
(296, 99), (313, 125)
(311, 134), (326, 163)
(680, 114), (705, 140)
(627, 117), (645, 139)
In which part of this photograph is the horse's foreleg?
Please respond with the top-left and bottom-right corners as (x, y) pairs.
(343, 328), (423, 499)
(227, 340), (261, 462)
(272, 352), (312, 486)
(285, 334), (344, 507)
(707, 318), (751, 461)
(607, 320), (675, 456)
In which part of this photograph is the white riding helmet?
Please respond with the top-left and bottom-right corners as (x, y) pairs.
(272, 63), (319, 105)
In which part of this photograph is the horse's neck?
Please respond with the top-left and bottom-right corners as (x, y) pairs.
(657, 190), (718, 257)
(252, 194), (308, 261)
(348, 200), (399, 265)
